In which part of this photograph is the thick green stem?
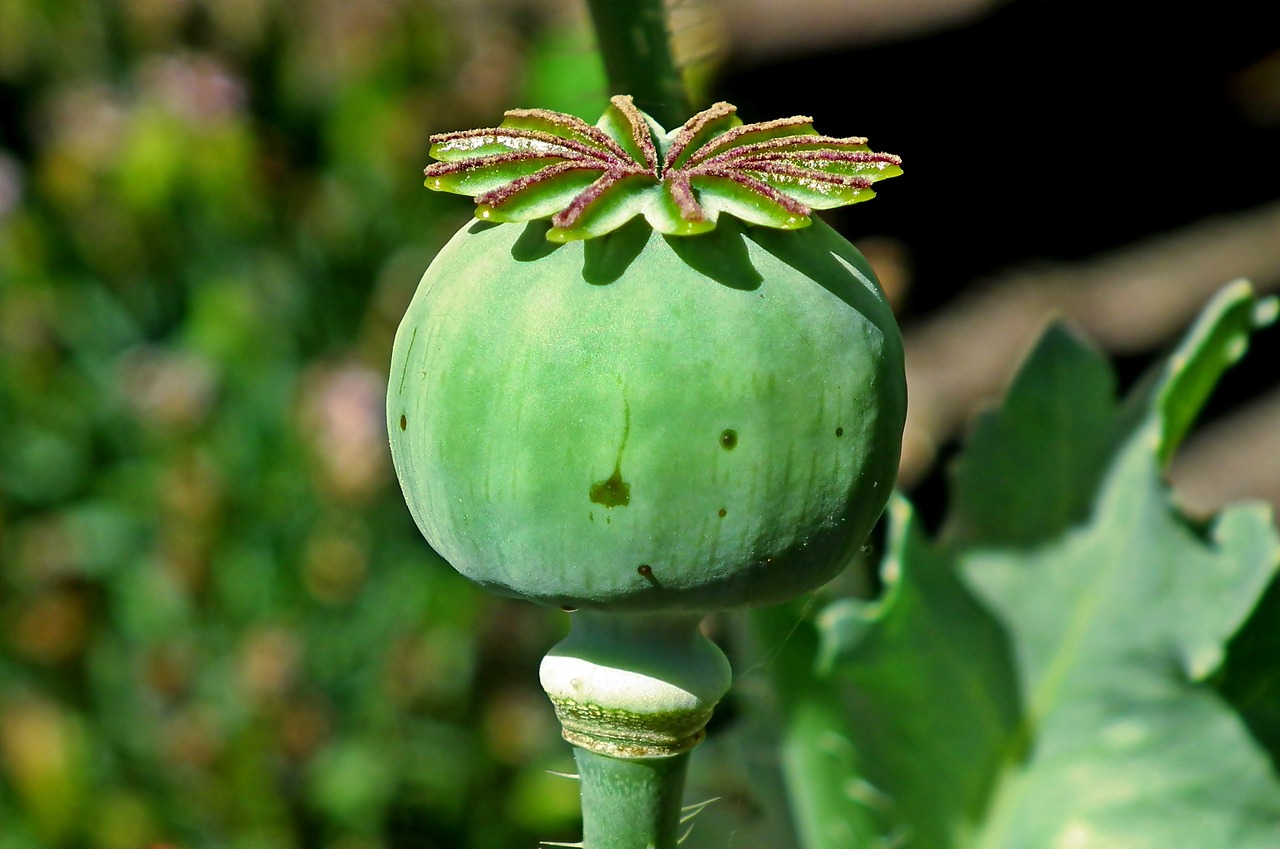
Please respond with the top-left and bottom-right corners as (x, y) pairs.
(574, 747), (691, 849)
(583, 0), (691, 127)
(540, 611), (731, 756)
(540, 611), (731, 848)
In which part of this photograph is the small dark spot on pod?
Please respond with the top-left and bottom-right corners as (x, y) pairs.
(719, 429), (738, 450)
(637, 564), (653, 577)
(399, 414), (408, 431)
(835, 426), (843, 437)
(560, 605), (578, 612)
(718, 508), (727, 518)
(590, 466), (631, 508)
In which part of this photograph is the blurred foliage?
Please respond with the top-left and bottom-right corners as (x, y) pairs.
(0, 1), (607, 847)
(760, 285), (1280, 849)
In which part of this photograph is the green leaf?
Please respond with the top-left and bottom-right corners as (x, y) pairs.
(961, 435), (1279, 849)
(799, 497), (1020, 849)
(766, 282), (1280, 849)
(1220, 574), (1280, 772)
(1151, 279), (1277, 465)
(943, 324), (1119, 548)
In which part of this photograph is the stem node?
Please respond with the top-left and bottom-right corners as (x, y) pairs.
(540, 611), (731, 758)
(539, 611), (732, 849)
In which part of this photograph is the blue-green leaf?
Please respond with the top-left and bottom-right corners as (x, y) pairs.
(763, 282), (1280, 849)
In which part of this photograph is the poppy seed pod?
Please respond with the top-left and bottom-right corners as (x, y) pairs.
(389, 95), (905, 615)
(387, 216), (904, 612)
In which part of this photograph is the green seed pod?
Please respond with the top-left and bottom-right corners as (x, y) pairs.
(388, 216), (904, 613)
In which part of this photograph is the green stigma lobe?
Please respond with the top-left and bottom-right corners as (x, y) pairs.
(421, 95), (902, 241)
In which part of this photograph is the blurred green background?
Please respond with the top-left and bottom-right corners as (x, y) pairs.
(0, 2), (613, 847)
(2, 1), (1278, 848)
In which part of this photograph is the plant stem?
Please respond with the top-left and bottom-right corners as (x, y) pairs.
(540, 611), (731, 757)
(575, 747), (691, 849)
(540, 611), (731, 848)
(583, 0), (691, 127)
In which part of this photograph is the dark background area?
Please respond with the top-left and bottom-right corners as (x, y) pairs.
(725, 0), (1280, 311)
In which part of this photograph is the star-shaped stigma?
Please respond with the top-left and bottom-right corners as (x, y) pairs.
(424, 95), (902, 241)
